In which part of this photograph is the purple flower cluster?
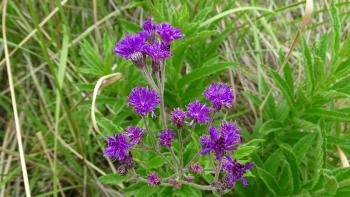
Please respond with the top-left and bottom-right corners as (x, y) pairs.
(189, 163), (203, 174)
(147, 172), (161, 186)
(114, 18), (183, 69)
(170, 108), (186, 127)
(104, 126), (145, 175)
(158, 129), (175, 147)
(199, 121), (240, 160)
(104, 134), (131, 161)
(124, 126), (145, 145)
(204, 83), (235, 110)
(128, 86), (160, 117)
(222, 155), (254, 188)
(186, 100), (211, 125)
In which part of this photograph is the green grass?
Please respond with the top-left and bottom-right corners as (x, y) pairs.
(1, 0), (350, 196)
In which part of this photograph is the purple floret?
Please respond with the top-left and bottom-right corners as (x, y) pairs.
(220, 121), (240, 144)
(104, 134), (131, 161)
(158, 129), (174, 148)
(147, 172), (161, 186)
(143, 41), (172, 67)
(157, 23), (183, 45)
(221, 155), (254, 188)
(114, 32), (147, 60)
(204, 83), (234, 110)
(128, 86), (160, 117)
(199, 123), (240, 160)
(143, 18), (158, 42)
(170, 108), (187, 127)
(186, 100), (211, 125)
(124, 126), (144, 145)
(189, 163), (203, 174)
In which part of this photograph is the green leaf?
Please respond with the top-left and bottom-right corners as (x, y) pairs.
(292, 133), (316, 164)
(177, 62), (236, 87)
(119, 18), (142, 33)
(99, 174), (128, 185)
(200, 7), (273, 27)
(144, 155), (164, 169)
(257, 167), (279, 196)
(270, 70), (295, 110)
(305, 108), (350, 122)
(233, 145), (258, 160)
(259, 120), (283, 135)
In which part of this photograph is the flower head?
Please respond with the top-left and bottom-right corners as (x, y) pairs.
(221, 155), (254, 188)
(199, 123), (240, 160)
(189, 163), (203, 174)
(124, 126), (144, 145)
(147, 172), (161, 186)
(143, 18), (158, 42)
(114, 33), (148, 68)
(119, 152), (135, 169)
(158, 129), (174, 148)
(128, 86), (160, 117)
(220, 121), (240, 144)
(170, 108), (187, 127)
(157, 23), (183, 45)
(104, 134), (131, 160)
(186, 100), (211, 125)
(204, 83), (234, 110)
(143, 41), (171, 70)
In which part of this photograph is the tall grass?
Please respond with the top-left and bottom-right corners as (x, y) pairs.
(1, 0), (350, 196)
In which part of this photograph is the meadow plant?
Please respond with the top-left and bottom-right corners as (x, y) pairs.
(104, 18), (254, 193)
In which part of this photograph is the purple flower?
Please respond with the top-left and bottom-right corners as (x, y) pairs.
(189, 163), (203, 174)
(119, 152), (135, 169)
(199, 124), (240, 160)
(124, 126), (144, 145)
(157, 23), (183, 45)
(128, 86), (160, 117)
(168, 178), (181, 188)
(170, 108), (186, 127)
(221, 155), (254, 188)
(114, 32), (148, 67)
(220, 121), (240, 144)
(158, 129), (174, 148)
(204, 83), (234, 110)
(104, 134), (131, 160)
(143, 41), (172, 69)
(143, 18), (158, 42)
(186, 100), (211, 125)
(147, 172), (161, 186)
(143, 18), (158, 32)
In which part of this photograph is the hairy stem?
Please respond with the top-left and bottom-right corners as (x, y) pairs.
(156, 70), (167, 129)
(142, 116), (156, 149)
(214, 158), (222, 182)
(177, 127), (184, 177)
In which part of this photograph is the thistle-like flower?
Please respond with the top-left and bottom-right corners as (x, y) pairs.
(143, 41), (172, 70)
(104, 134), (131, 160)
(128, 86), (160, 117)
(147, 172), (161, 186)
(157, 23), (184, 46)
(189, 163), (203, 174)
(199, 123), (240, 160)
(124, 126), (144, 145)
(204, 83), (234, 110)
(114, 32), (148, 68)
(158, 129), (175, 148)
(143, 18), (157, 42)
(186, 100), (211, 125)
(170, 108), (186, 127)
(221, 155), (254, 188)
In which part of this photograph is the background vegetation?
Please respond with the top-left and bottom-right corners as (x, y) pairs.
(1, 0), (350, 196)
